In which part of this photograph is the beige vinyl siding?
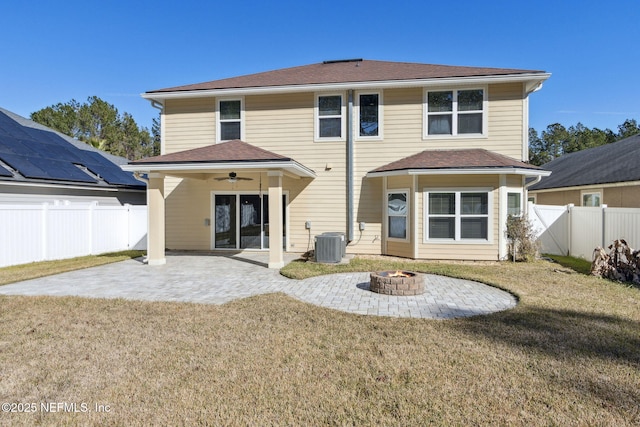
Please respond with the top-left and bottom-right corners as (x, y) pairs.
(487, 83), (526, 160)
(533, 190), (581, 206)
(603, 185), (640, 208)
(160, 82), (528, 258)
(532, 184), (640, 208)
(164, 98), (216, 154)
(245, 93), (349, 251)
(164, 176), (211, 250)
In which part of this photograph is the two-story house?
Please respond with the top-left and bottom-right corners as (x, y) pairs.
(124, 59), (550, 267)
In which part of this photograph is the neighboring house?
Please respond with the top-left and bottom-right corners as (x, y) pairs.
(124, 59), (550, 267)
(529, 133), (640, 207)
(0, 107), (145, 205)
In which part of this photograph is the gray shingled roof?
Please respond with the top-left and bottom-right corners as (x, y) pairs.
(529, 133), (640, 190)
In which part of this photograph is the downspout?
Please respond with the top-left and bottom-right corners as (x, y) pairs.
(523, 175), (543, 216)
(346, 90), (354, 243)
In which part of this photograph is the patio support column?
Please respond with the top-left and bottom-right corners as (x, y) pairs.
(498, 174), (507, 261)
(267, 171), (284, 269)
(147, 173), (166, 266)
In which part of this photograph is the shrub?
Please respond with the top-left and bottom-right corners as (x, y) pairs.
(506, 215), (540, 262)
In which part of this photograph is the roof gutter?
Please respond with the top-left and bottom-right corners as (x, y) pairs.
(121, 160), (317, 179)
(366, 167), (552, 178)
(142, 73), (551, 101)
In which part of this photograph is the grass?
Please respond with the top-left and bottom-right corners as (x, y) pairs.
(544, 253), (593, 275)
(0, 251), (145, 286)
(0, 255), (638, 425)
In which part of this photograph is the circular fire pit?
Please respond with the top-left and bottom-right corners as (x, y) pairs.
(369, 270), (424, 296)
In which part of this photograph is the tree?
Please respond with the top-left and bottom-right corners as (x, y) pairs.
(30, 96), (158, 160)
(529, 118), (637, 166)
(617, 119), (640, 140)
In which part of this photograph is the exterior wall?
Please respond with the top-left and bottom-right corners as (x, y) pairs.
(532, 184), (640, 208)
(534, 190), (581, 206)
(604, 185), (640, 208)
(161, 82), (528, 258)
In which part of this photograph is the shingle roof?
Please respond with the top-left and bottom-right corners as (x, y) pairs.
(148, 59), (546, 93)
(369, 149), (542, 174)
(529, 133), (640, 190)
(130, 140), (291, 164)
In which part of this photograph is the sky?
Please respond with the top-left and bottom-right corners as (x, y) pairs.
(2, 0), (639, 135)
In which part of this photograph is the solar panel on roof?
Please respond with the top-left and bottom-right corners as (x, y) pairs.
(0, 163), (13, 177)
(0, 112), (32, 139)
(0, 110), (143, 188)
(0, 153), (53, 179)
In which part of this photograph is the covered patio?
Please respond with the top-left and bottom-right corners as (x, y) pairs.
(123, 140), (316, 268)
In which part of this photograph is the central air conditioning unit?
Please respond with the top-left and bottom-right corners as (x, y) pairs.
(314, 233), (344, 263)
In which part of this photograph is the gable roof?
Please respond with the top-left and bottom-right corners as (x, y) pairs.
(367, 149), (547, 177)
(529, 133), (640, 191)
(124, 140), (316, 178)
(0, 107), (144, 189)
(145, 59), (549, 97)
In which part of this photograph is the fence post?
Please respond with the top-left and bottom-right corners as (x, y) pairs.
(601, 204), (608, 248)
(125, 203), (131, 250)
(41, 203), (48, 261)
(567, 204), (574, 257)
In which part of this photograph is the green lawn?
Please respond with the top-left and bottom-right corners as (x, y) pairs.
(0, 254), (638, 425)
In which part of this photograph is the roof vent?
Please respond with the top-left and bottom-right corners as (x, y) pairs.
(323, 58), (363, 64)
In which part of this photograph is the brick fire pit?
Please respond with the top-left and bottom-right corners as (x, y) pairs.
(369, 270), (424, 296)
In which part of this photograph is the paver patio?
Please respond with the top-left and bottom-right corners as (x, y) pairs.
(0, 252), (517, 319)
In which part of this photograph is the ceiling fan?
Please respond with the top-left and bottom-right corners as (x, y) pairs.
(214, 172), (253, 183)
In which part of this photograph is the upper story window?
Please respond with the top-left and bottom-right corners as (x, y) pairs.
(424, 88), (486, 138)
(217, 98), (244, 142)
(315, 94), (345, 141)
(357, 92), (382, 139)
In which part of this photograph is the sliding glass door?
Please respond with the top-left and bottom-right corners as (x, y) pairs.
(214, 193), (286, 250)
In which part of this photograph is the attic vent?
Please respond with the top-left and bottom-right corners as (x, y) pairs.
(323, 58), (363, 64)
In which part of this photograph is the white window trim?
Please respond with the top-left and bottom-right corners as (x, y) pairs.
(386, 188), (410, 242)
(216, 97), (245, 143)
(315, 92), (346, 142)
(581, 190), (602, 207)
(355, 90), (383, 141)
(423, 86), (488, 139)
(423, 188), (493, 244)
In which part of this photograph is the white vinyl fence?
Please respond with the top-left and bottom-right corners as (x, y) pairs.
(529, 203), (640, 259)
(0, 203), (147, 268)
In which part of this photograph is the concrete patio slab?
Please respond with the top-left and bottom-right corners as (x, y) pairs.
(0, 252), (517, 319)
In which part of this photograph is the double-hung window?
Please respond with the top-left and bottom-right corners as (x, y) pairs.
(357, 92), (382, 139)
(425, 190), (491, 242)
(316, 94), (344, 141)
(387, 191), (408, 240)
(425, 88), (485, 137)
(217, 98), (243, 142)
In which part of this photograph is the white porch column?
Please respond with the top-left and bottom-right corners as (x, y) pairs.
(147, 173), (166, 266)
(267, 171), (284, 269)
(498, 174), (507, 261)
